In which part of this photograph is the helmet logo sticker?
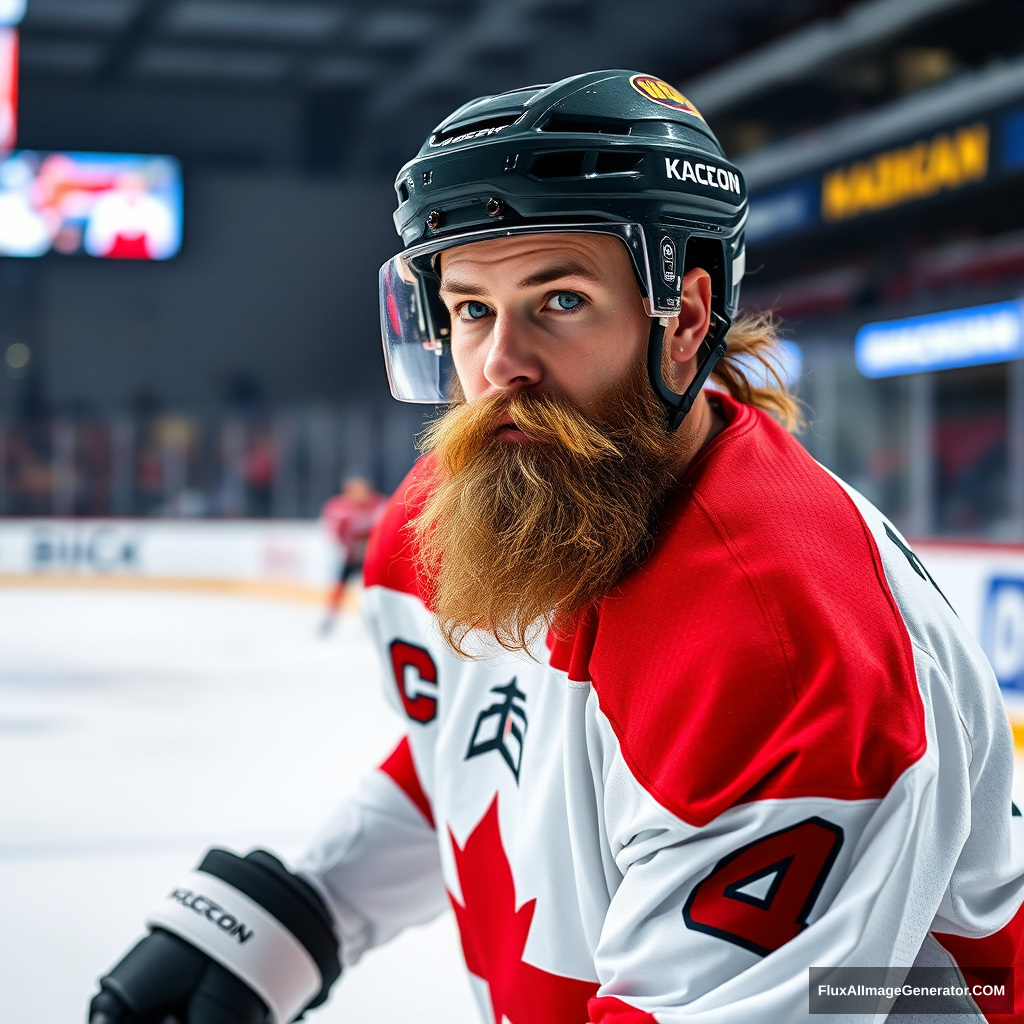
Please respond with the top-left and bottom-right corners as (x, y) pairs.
(665, 157), (742, 195)
(429, 124), (510, 148)
(660, 236), (676, 285)
(630, 75), (704, 119)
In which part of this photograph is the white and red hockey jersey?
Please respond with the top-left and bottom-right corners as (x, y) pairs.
(297, 393), (1024, 1023)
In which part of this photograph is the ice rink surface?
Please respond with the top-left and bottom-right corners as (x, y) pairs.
(0, 586), (479, 1024)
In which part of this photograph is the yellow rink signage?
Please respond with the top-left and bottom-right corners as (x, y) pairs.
(821, 122), (990, 222)
(745, 106), (1024, 244)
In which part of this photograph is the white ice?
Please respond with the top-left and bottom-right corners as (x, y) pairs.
(0, 587), (479, 1024)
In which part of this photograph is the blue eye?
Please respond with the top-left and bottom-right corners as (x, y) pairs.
(465, 301), (490, 319)
(553, 292), (583, 310)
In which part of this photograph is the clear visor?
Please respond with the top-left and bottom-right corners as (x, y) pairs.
(379, 222), (654, 403)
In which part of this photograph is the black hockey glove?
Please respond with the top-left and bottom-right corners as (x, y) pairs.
(88, 849), (341, 1024)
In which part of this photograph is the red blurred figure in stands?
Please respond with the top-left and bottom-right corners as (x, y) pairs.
(319, 474), (386, 634)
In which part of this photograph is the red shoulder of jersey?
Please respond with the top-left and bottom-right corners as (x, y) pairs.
(363, 454), (437, 604)
(550, 395), (926, 828)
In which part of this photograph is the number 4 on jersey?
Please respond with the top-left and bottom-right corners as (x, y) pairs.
(683, 817), (844, 957)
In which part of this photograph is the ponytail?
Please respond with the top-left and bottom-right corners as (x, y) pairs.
(711, 312), (805, 431)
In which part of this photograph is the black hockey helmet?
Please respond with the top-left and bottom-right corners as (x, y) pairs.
(379, 69), (748, 429)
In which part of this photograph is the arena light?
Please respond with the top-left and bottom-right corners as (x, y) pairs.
(855, 299), (1024, 378)
(0, 0), (25, 26)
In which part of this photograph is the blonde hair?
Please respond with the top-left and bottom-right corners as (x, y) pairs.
(706, 311), (805, 432)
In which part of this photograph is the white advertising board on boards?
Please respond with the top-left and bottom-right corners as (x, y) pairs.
(915, 542), (1024, 731)
(0, 518), (337, 598)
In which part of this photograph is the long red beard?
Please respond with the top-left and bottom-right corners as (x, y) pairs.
(411, 361), (687, 655)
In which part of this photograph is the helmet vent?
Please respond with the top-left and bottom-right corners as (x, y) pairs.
(541, 116), (630, 136)
(431, 114), (521, 146)
(528, 150), (586, 179)
(593, 151), (644, 175)
(528, 150), (644, 180)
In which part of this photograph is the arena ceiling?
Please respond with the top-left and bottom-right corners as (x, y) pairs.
(14, 0), (850, 171)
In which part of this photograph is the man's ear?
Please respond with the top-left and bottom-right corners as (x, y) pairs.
(666, 268), (712, 364)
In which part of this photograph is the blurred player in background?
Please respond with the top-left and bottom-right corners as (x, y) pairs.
(319, 473), (386, 634)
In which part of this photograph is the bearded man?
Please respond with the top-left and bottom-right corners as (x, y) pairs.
(90, 71), (1023, 1024)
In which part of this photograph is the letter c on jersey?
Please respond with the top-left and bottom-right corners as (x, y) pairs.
(683, 817), (844, 957)
(389, 640), (439, 724)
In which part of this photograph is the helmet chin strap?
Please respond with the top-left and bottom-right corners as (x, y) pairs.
(646, 310), (731, 432)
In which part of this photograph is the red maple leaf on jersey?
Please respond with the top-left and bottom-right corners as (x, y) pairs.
(449, 796), (599, 1024)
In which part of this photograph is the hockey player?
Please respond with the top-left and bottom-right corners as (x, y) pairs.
(89, 71), (1024, 1024)
(319, 474), (387, 634)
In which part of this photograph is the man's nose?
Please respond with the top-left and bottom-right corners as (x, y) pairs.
(482, 313), (543, 392)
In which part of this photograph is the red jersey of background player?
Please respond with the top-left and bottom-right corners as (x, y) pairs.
(322, 481), (386, 564)
(319, 475), (387, 633)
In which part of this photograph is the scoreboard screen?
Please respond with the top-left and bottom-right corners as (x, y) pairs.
(0, 150), (183, 260)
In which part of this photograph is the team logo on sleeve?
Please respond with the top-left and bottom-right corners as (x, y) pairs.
(465, 678), (528, 782)
(629, 75), (704, 119)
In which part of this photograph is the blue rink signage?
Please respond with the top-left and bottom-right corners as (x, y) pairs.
(915, 543), (1024, 702)
(986, 578), (1024, 691)
(855, 298), (1024, 378)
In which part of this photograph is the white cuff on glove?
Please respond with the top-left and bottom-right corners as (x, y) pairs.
(147, 870), (321, 1024)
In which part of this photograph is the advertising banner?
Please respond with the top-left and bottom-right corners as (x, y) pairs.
(746, 104), (1024, 245)
(918, 541), (1024, 745)
(918, 542), (1024, 693)
(0, 519), (337, 600)
(855, 299), (1024, 377)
